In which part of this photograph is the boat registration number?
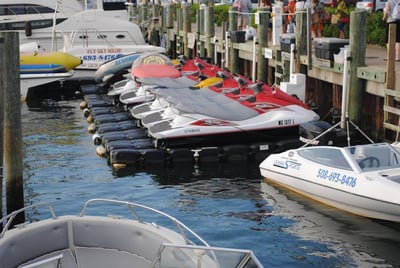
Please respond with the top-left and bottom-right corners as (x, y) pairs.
(278, 119), (294, 126)
(316, 168), (357, 188)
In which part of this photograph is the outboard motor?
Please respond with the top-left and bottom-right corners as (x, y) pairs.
(299, 120), (335, 146)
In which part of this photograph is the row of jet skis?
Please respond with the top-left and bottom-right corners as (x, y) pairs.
(80, 52), (321, 167)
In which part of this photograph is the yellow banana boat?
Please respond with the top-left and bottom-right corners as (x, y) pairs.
(20, 52), (82, 71)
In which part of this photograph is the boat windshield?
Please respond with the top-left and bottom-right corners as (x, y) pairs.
(298, 147), (353, 170)
(347, 143), (400, 171)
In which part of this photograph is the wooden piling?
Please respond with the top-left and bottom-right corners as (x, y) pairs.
(197, 6), (206, 58)
(256, 8), (269, 82)
(182, 3), (191, 57)
(0, 34), (3, 221)
(205, 6), (215, 61)
(295, 8), (309, 73)
(386, 24), (396, 90)
(347, 10), (367, 124)
(1, 32), (25, 224)
(140, 5), (148, 24)
(229, 6), (239, 73)
(166, 4), (175, 58)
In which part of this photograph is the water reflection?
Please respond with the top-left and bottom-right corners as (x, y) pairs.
(17, 99), (400, 267)
(261, 181), (400, 267)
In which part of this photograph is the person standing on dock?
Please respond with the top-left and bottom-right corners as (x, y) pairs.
(233, 0), (253, 30)
(383, 0), (400, 61)
(311, 0), (324, 39)
(334, 0), (349, 39)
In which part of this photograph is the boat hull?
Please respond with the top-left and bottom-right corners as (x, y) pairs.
(259, 147), (400, 222)
(20, 72), (74, 101)
(153, 123), (302, 148)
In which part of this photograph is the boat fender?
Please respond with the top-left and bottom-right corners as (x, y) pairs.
(96, 145), (107, 157)
(80, 101), (88, 109)
(83, 108), (91, 118)
(86, 114), (94, 123)
(24, 21), (32, 37)
(88, 123), (97, 134)
(74, 90), (82, 99)
(93, 133), (102, 146)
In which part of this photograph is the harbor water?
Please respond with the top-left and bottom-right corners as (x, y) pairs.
(13, 99), (400, 267)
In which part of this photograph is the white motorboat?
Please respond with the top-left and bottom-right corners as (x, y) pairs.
(20, 71), (74, 101)
(2, 0), (165, 69)
(0, 0), (126, 46)
(0, 199), (263, 268)
(259, 142), (400, 222)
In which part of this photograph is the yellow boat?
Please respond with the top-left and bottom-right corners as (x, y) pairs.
(20, 52), (82, 71)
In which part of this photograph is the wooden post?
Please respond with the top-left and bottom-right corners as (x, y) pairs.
(182, 3), (191, 57)
(140, 5), (148, 24)
(347, 10), (367, 124)
(295, 7), (308, 73)
(176, 8), (182, 55)
(166, 4), (175, 58)
(205, 6), (215, 62)
(149, 4), (161, 46)
(0, 34), (4, 222)
(229, 6), (239, 73)
(197, 6), (206, 58)
(257, 8), (269, 82)
(166, 4), (174, 29)
(386, 23), (396, 90)
(1, 32), (25, 224)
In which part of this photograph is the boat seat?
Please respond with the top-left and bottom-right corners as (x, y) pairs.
(18, 249), (78, 268)
(0, 219), (70, 268)
(74, 247), (151, 267)
(71, 218), (171, 263)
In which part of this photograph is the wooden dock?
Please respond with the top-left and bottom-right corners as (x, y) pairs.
(133, 3), (399, 141)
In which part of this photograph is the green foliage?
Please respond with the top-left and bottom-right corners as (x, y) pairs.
(214, 4), (231, 26)
(365, 11), (386, 46)
(190, 4), (199, 23)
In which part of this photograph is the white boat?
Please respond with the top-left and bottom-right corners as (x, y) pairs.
(2, 0), (165, 69)
(259, 142), (400, 222)
(0, 199), (263, 268)
(20, 71), (74, 101)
